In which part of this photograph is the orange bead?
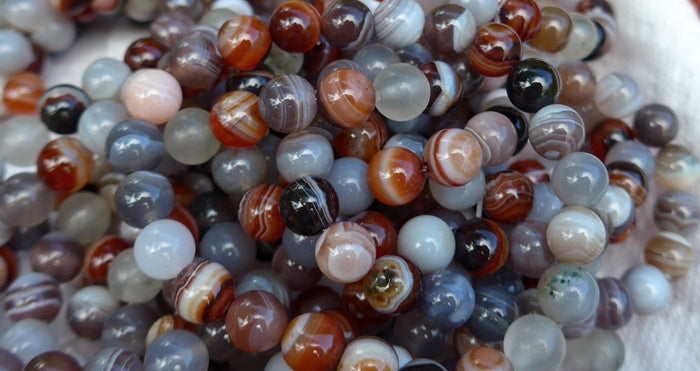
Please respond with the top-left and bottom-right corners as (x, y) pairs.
(270, 0), (322, 53)
(318, 69), (375, 129)
(238, 184), (285, 242)
(218, 15), (272, 71)
(281, 313), (345, 371)
(2, 72), (45, 115)
(367, 147), (427, 206)
(37, 137), (94, 193)
(332, 113), (388, 163)
(210, 90), (269, 149)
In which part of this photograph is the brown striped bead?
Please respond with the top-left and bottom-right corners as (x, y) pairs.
(644, 232), (695, 278)
(172, 259), (236, 324)
(424, 128), (483, 187)
(3, 272), (62, 322)
(218, 15), (272, 71)
(367, 147), (427, 207)
(483, 171), (534, 224)
(210, 90), (269, 149)
(332, 112), (388, 163)
(36, 137), (94, 193)
(469, 23), (522, 77)
(318, 69), (375, 129)
(2, 71), (45, 115)
(146, 314), (196, 347)
(497, 0), (542, 42)
(607, 161), (648, 207)
(270, 0), (322, 53)
(238, 184), (285, 242)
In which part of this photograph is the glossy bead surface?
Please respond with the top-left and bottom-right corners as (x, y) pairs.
(497, 0), (541, 42)
(483, 171), (534, 223)
(30, 232), (84, 282)
(537, 263), (599, 325)
(562, 328), (625, 371)
(122, 69), (182, 125)
(321, 0), (374, 51)
(134, 219), (195, 280)
(503, 314), (565, 371)
(333, 112), (387, 163)
(168, 35), (223, 90)
(655, 143), (700, 192)
(276, 130), (334, 182)
(210, 90), (269, 149)
(551, 152), (608, 207)
(374, 63), (430, 121)
(418, 269), (474, 328)
(0, 246), (18, 292)
(593, 72), (643, 119)
(0, 319), (58, 364)
(622, 264), (671, 315)
(38, 84), (91, 135)
(457, 346), (514, 371)
(84, 235), (130, 285)
(347, 210), (398, 259)
(101, 304), (157, 356)
(78, 99), (130, 155)
(465, 283), (518, 343)
(36, 136), (93, 193)
(423, 4), (476, 56)
(280, 176), (339, 236)
(24, 350), (81, 371)
(270, 0), (322, 53)
(319, 69), (376, 128)
(211, 146), (267, 196)
(373, 0), (425, 50)
(238, 184), (285, 242)
(114, 171), (174, 228)
(644, 231), (695, 278)
(529, 104), (585, 160)
(200, 222), (256, 275)
(397, 215), (455, 274)
(124, 37), (167, 70)
(3, 273), (62, 322)
(327, 157), (374, 216)
(591, 184), (634, 239)
(0, 29), (34, 75)
(654, 190), (700, 237)
(587, 118), (635, 161)
(237, 269), (291, 309)
(164, 107), (220, 165)
(226, 290), (288, 353)
(429, 170), (486, 211)
(353, 44), (400, 82)
(605, 140), (656, 180)
(67, 285), (120, 339)
(509, 220), (554, 278)
(0, 116), (51, 167)
(367, 147), (427, 206)
(546, 206), (606, 264)
(338, 336), (398, 371)
(469, 23), (522, 77)
(556, 60), (596, 106)
(0, 173), (55, 227)
(218, 15), (272, 71)
(465, 111), (518, 166)
(84, 347), (144, 371)
(316, 221), (376, 283)
(595, 277), (634, 330)
(2, 71), (44, 115)
(454, 218), (509, 277)
(607, 161), (648, 207)
(82, 58), (131, 100)
(281, 313), (345, 371)
(107, 248), (163, 304)
(172, 259), (236, 324)
(105, 118), (164, 173)
(528, 6), (572, 52)
(506, 58), (560, 113)
(259, 74), (316, 134)
(420, 60), (464, 116)
(363, 255), (422, 314)
(144, 330), (208, 371)
(424, 128), (483, 186)
(633, 103), (678, 147)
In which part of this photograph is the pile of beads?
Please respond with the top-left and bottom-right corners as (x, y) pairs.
(0, 0), (699, 370)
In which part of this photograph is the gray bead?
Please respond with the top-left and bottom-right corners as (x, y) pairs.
(605, 140), (655, 179)
(144, 330), (208, 371)
(114, 171), (174, 228)
(106, 119), (165, 173)
(78, 100), (130, 154)
(84, 347), (145, 371)
(82, 58), (132, 101)
(199, 222), (257, 276)
(551, 152), (608, 207)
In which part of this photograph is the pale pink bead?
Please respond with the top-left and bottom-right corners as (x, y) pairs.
(315, 222), (376, 283)
(122, 69), (182, 125)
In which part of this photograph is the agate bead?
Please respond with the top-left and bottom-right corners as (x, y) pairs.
(0, 116), (51, 167)
(105, 118), (165, 173)
(134, 219), (196, 280)
(418, 269), (475, 328)
(347, 210), (398, 259)
(276, 130), (334, 182)
(465, 283), (518, 343)
(319, 69), (376, 128)
(316, 221), (376, 283)
(465, 111), (518, 166)
(352, 44), (400, 82)
(114, 171), (175, 228)
(77, 99), (130, 155)
(483, 171), (534, 223)
(259, 74), (317, 134)
(124, 37), (167, 70)
(164, 107), (220, 166)
(454, 218), (509, 277)
(372, 0), (425, 50)
(333, 112), (388, 163)
(0, 319), (58, 364)
(595, 277), (634, 330)
(30, 232), (84, 282)
(24, 351), (81, 371)
(424, 128), (483, 186)
(606, 140), (656, 180)
(67, 285), (120, 339)
(210, 90), (269, 149)
(428, 170), (486, 212)
(633, 103), (678, 147)
(551, 151), (608, 206)
(107, 249), (163, 304)
(503, 314), (565, 371)
(457, 347), (514, 371)
(591, 185), (634, 239)
(497, 0), (541, 41)
(606, 161), (648, 207)
(469, 23), (522, 77)
(423, 4), (476, 56)
(237, 269), (291, 309)
(121, 68), (182, 125)
(280, 176), (339, 236)
(321, 0), (375, 51)
(144, 330), (209, 371)
(3, 273), (62, 322)
(653, 190), (700, 237)
(546, 206), (607, 264)
(200, 222), (256, 276)
(238, 184), (285, 242)
(84, 235), (130, 285)
(563, 328), (625, 371)
(338, 337), (399, 371)
(529, 104), (585, 160)
(211, 147), (267, 196)
(363, 255), (422, 314)
(37, 136), (94, 193)
(2, 71), (44, 115)
(397, 215), (455, 274)
(0, 246), (18, 292)
(587, 118), (635, 161)
(374, 63), (430, 121)
(38, 84), (91, 134)
(654, 143), (700, 192)
(217, 15), (272, 71)
(420, 60), (464, 116)
(0, 173), (55, 228)
(168, 35), (223, 90)
(281, 313), (345, 371)
(81, 58), (131, 101)
(270, 0), (322, 53)
(84, 347), (144, 371)
(226, 290), (288, 353)
(593, 72), (644, 119)
(537, 263), (599, 325)
(327, 157), (374, 216)
(644, 231), (695, 278)
(622, 264), (671, 315)
(367, 147), (427, 206)
(528, 6), (572, 52)
(556, 60), (596, 106)
(506, 58), (560, 113)
(172, 259), (236, 324)
(508, 221), (554, 278)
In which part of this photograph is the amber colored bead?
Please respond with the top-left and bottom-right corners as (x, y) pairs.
(333, 113), (388, 163)
(210, 90), (269, 149)
(84, 235), (130, 285)
(37, 137), (94, 194)
(607, 161), (648, 207)
(483, 171), (534, 224)
(577, 0), (615, 15)
(50, 0), (90, 16)
(347, 210), (398, 259)
(528, 6), (572, 53)
(508, 159), (549, 183)
(322, 308), (360, 343)
(318, 69), (375, 128)
(367, 147), (427, 207)
(2, 72), (45, 115)
(557, 60), (596, 106)
(588, 119), (635, 161)
(124, 37), (167, 70)
(497, 0), (542, 41)
(300, 36), (342, 83)
(270, 0), (322, 53)
(469, 23), (522, 77)
(238, 184), (286, 242)
(218, 15), (272, 71)
(281, 313), (345, 371)
(454, 218), (510, 277)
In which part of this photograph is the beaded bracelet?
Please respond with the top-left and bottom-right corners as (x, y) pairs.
(0, 0), (699, 370)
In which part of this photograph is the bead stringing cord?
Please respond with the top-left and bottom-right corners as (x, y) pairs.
(0, 0), (699, 370)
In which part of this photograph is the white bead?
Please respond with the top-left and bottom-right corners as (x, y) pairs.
(134, 219), (196, 280)
(397, 215), (455, 274)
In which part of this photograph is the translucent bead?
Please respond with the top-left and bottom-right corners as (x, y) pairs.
(144, 330), (208, 371)
(595, 277), (634, 330)
(546, 206), (607, 264)
(39, 84), (91, 134)
(367, 147), (427, 206)
(199, 222), (256, 275)
(605, 140), (655, 179)
(258, 74), (317, 134)
(84, 347), (144, 371)
(593, 72), (644, 118)
(282, 228), (320, 268)
(107, 248), (163, 304)
(551, 151), (608, 206)
(269, 0), (322, 53)
(122, 69), (182, 125)
(0, 116), (50, 167)
(1, 0), (56, 32)
(397, 215), (455, 274)
(420, 60), (464, 116)
(211, 146), (267, 196)
(123, 37), (167, 70)
(31, 14), (77, 53)
(275, 130), (334, 182)
(164, 107), (220, 165)
(644, 232), (695, 278)
(168, 36), (223, 89)
(373, 0), (425, 50)
(504, 314), (566, 371)
(102, 304), (158, 356)
(556, 60), (597, 106)
(529, 104), (585, 160)
(217, 15), (272, 71)
(318, 69), (376, 128)
(124, 0), (160, 22)
(321, 0), (375, 51)
(509, 220), (555, 278)
(528, 6), (572, 52)
(3, 272), (62, 322)
(2, 71), (45, 115)
(418, 269), (474, 328)
(56, 192), (111, 245)
(105, 118), (165, 173)
(0, 319), (58, 364)
(82, 58), (132, 101)
(133, 219), (195, 280)
(352, 44), (400, 82)
(114, 171), (175, 229)
(465, 283), (518, 342)
(327, 157), (374, 216)
(537, 263), (599, 325)
(0, 173), (56, 228)
(562, 328), (625, 371)
(653, 190), (700, 237)
(280, 176), (339, 236)
(423, 4), (476, 56)
(654, 143), (700, 192)
(150, 11), (195, 48)
(429, 170), (486, 211)
(465, 111), (518, 166)
(225, 291), (288, 354)
(316, 221), (376, 283)
(0, 29), (33, 76)
(77, 100), (130, 154)
(555, 13), (600, 60)
(469, 23), (522, 77)
(210, 90), (269, 149)
(633, 103), (678, 147)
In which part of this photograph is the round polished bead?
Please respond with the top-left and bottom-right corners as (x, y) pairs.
(114, 171), (174, 228)
(457, 346), (514, 371)
(423, 4), (476, 56)
(483, 171), (534, 223)
(655, 143), (700, 192)
(593, 72), (644, 119)
(217, 15), (271, 71)
(509, 220), (554, 278)
(469, 23), (522, 77)
(3, 272), (62, 322)
(465, 283), (519, 343)
(211, 146), (267, 195)
(622, 264), (671, 315)
(546, 206), (607, 264)
(528, 6), (572, 52)
(451, 0), (500, 27)
(259, 74), (317, 134)
(67, 285), (120, 340)
(277, 131), (334, 182)
(134, 219), (195, 280)
(107, 249), (163, 304)
(454, 218), (509, 277)
(122, 69), (182, 125)
(105, 118), (165, 173)
(367, 147), (427, 206)
(77, 99), (130, 155)
(0, 29), (34, 75)
(644, 231), (695, 278)
(424, 128), (483, 186)
(321, 0), (374, 51)
(82, 58), (131, 100)
(397, 215), (455, 274)
(605, 140), (656, 180)
(164, 107), (221, 165)
(0, 319), (58, 365)
(318, 69), (376, 128)
(506, 58), (560, 113)
(503, 314), (565, 371)
(238, 184), (285, 242)
(551, 152), (608, 207)
(102, 304), (157, 356)
(363, 255), (422, 314)
(606, 161), (649, 207)
(270, 0), (322, 53)
(237, 269), (291, 309)
(0, 173), (56, 228)
(465, 111), (518, 166)
(595, 277), (634, 330)
(633, 103), (678, 147)
(497, 0), (541, 41)
(172, 259), (236, 324)
(281, 313), (345, 371)
(124, 37), (168, 70)
(36, 136), (93, 193)
(333, 112), (388, 163)
(372, 0), (425, 50)
(563, 328), (625, 371)
(273, 247), (323, 291)
(587, 118), (635, 161)
(280, 176), (339, 236)
(537, 263), (599, 325)
(2, 71), (45, 115)
(200, 222), (256, 276)
(418, 269), (474, 328)
(327, 157), (374, 216)
(30, 232), (84, 282)
(429, 170), (485, 211)
(168, 35), (223, 90)
(0, 116), (50, 167)
(25, 350), (81, 371)
(374, 63), (430, 121)
(347, 210), (398, 259)
(84, 347), (144, 371)
(144, 330), (208, 371)
(226, 290), (288, 353)
(338, 336), (399, 371)
(529, 104), (585, 160)
(84, 235), (130, 285)
(210, 90), (269, 149)
(316, 221), (376, 283)
(352, 44), (400, 82)
(38, 84), (91, 135)
(556, 60), (596, 106)
(654, 190), (700, 237)
(150, 10), (195, 48)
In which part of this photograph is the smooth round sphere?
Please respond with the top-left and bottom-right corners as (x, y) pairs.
(506, 58), (560, 113)
(209, 90), (269, 149)
(236, 269), (291, 309)
(30, 232), (84, 282)
(318, 68), (376, 129)
(374, 63), (431, 121)
(200, 222), (256, 276)
(529, 104), (585, 160)
(259, 74), (317, 134)
(225, 290), (288, 353)
(352, 44), (400, 83)
(367, 147), (427, 206)
(280, 176), (339, 236)
(107, 248), (163, 303)
(0, 319), (58, 364)
(551, 152), (608, 206)
(595, 277), (634, 330)
(537, 263), (599, 325)
(281, 313), (345, 371)
(424, 128), (483, 186)
(591, 185), (635, 239)
(321, 0), (375, 51)
(77, 99), (130, 154)
(0, 28), (33, 74)
(0, 116), (51, 167)
(168, 35), (224, 90)
(454, 218), (510, 277)
(655, 143), (700, 192)
(144, 330), (208, 371)
(56, 192), (112, 245)
(482, 170), (534, 224)
(0, 173), (56, 228)
(418, 269), (475, 328)
(622, 264), (671, 315)
(327, 157), (374, 216)
(134, 219), (195, 280)
(423, 4), (476, 56)
(67, 285), (120, 339)
(465, 112), (518, 166)
(82, 58), (132, 100)
(372, 0), (425, 50)
(338, 336), (399, 371)
(633, 103), (678, 147)
(465, 283), (519, 343)
(397, 215), (455, 274)
(238, 184), (286, 242)
(605, 140), (656, 180)
(509, 220), (555, 278)
(556, 60), (596, 106)
(84, 347), (144, 371)
(469, 22), (522, 77)
(593, 72), (643, 119)
(457, 347), (514, 371)
(3, 272), (62, 322)
(114, 171), (175, 228)
(37, 136), (94, 193)
(105, 118), (165, 173)
(503, 314), (565, 371)
(546, 206), (607, 265)
(122, 68), (183, 125)
(315, 222), (376, 283)
(102, 304), (157, 356)
(164, 107), (221, 165)
(276, 130), (334, 182)
(563, 328), (625, 371)
(429, 170), (486, 211)
(654, 190), (700, 237)
(172, 259), (237, 324)
(363, 255), (423, 315)
(211, 146), (267, 196)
